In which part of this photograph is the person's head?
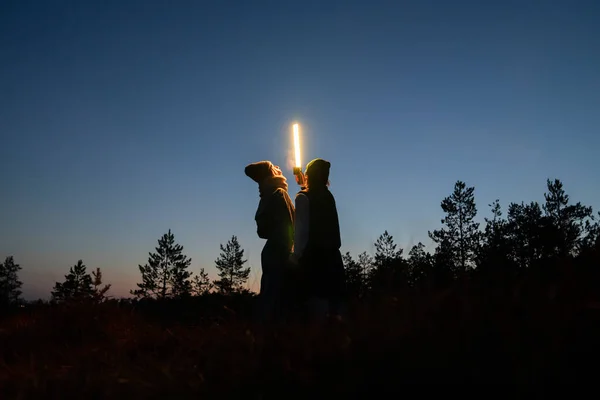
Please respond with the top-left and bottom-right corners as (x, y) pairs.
(271, 164), (283, 177)
(244, 161), (282, 184)
(304, 158), (331, 189)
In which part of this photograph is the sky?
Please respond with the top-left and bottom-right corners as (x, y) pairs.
(1, 0), (599, 300)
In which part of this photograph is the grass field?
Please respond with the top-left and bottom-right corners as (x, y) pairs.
(1, 271), (600, 398)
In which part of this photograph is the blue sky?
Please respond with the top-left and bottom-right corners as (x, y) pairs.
(1, 0), (599, 300)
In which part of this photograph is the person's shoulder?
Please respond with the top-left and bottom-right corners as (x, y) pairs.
(272, 187), (292, 201)
(295, 188), (308, 197)
(295, 191), (309, 203)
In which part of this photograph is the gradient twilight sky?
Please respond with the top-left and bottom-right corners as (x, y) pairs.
(1, 0), (599, 300)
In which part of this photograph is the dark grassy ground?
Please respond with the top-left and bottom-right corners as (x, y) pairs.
(1, 271), (600, 398)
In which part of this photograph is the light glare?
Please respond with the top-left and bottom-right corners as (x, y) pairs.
(293, 123), (301, 168)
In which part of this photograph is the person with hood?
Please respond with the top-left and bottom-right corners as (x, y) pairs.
(290, 158), (346, 320)
(245, 160), (295, 323)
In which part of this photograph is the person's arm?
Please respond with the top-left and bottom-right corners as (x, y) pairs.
(294, 172), (307, 190)
(292, 193), (309, 261)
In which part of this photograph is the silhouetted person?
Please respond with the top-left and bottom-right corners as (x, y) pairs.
(245, 161), (295, 324)
(290, 158), (346, 321)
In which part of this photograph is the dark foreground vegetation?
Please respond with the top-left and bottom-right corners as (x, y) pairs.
(2, 261), (600, 399)
(1, 178), (599, 396)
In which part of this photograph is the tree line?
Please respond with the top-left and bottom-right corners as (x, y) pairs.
(343, 178), (599, 298)
(1, 178), (599, 305)
(0, 230), (252, 304)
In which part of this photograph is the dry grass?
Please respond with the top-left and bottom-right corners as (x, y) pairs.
(1, 272), (599, 398)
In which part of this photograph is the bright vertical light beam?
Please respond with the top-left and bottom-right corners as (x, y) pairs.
(293, 123), (301, 169)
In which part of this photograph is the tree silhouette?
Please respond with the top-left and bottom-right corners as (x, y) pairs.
(131, 229), (192, 299)
(214, 235), (250, 294)
(429, 180), (481, 276)
(370, 231), (406, 293)
(91, 268), (112, 302)
(506, 201), (547, 268)
(342, 252), (364, 298)
(374, 231), (403, 263)
(543, 178), (593, 257)
(0, 256), (23, 305)
(407, 242), (434, 287)
(582, 211), (600, 253)
(191, 268), (213, 296)
(357, 251), (374, 289)
(52, 260), (94, 302)
(479, 199), (514, 269)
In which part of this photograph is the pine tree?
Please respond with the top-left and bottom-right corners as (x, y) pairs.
(407, 242), (434, 287)
(91, 268), (112, 302)
(506, 201), (547, 268)
(214, 235), (250, 294)
(51, 260), (94, 302)
(342, 252), (364, 298)
(357, 251), (374, 283)
(0, 256), (23, 305)
(374, 231), (403, 266)
(431, 237), (456, 287)
(479, 199), (513, 268)
(543, 179), (593, 256)
(131, 229), (192, 299)
(370, 231), (406, 292)
(428, 180), (482, 275)
(191, 268), (213, 296)
(582, 211), (600, 253)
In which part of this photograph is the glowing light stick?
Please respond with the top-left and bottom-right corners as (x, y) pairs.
(292, 123), (302, 175)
